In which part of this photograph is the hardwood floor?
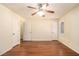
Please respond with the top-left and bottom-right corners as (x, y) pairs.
(2, 40), (79, 56)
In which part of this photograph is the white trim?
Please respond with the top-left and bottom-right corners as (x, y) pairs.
(58, 39), (79, 54)
(0, 42), (20, 55)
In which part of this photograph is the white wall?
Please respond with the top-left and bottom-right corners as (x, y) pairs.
(58, 6), (79, 53)
(0, 4), (23, 55)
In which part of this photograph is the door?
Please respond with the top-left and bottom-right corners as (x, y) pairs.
(23, 19), (32, 41)
(12, 15), (20, 46)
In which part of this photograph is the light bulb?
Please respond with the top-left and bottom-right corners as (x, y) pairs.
(37, 11), (45, 16)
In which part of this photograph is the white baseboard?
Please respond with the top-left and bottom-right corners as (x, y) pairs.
(0, 46), (13, 55)
(0, 42), (20, 55)
(23, 39), (57, 41)
(58, 39), (79, 54)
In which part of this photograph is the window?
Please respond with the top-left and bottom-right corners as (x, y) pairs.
(61, 22), (64, 33)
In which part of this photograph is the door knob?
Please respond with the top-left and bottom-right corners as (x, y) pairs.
(13, 33), (15, 35)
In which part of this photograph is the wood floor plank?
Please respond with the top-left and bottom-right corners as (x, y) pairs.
(2, 40), (79, 56)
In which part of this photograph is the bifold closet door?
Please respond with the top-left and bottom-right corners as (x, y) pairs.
(23, 17), (57, 41)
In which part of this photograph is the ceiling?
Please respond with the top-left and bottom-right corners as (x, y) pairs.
(2, 3), (79, 19)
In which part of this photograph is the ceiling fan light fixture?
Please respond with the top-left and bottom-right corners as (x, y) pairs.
(37, 11), (45, 16)
(41, 4), (47, 9)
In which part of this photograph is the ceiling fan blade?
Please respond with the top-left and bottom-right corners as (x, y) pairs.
(46, 10), (55, 13)
(27, 6), (36, 9)
(32, 12), (38, 16)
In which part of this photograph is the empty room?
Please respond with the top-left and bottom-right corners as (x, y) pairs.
(0, 3), (79, 56)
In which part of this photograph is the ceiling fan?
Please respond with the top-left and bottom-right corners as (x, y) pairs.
(27, 3), (55, 17)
